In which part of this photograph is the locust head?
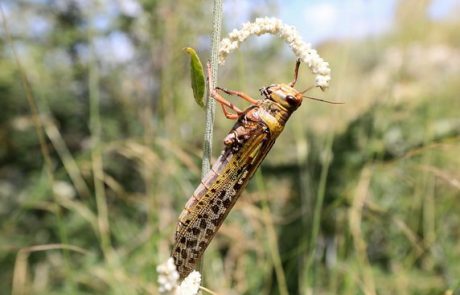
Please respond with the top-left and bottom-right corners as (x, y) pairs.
(259, 60), (338, 109)
(260, 83), (303, 110)
(259, 59), (304, 110)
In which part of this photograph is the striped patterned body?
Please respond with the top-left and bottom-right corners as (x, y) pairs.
(172, 83), (303, 279)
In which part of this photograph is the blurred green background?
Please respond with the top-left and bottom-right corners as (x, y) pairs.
(1, 0), (459, 294)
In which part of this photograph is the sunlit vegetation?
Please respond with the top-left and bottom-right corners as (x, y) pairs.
(0, 0), (459, 294)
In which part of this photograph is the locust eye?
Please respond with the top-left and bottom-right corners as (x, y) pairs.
(285, 95), (297, 105)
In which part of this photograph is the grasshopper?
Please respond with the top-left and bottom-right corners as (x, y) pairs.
(172, 60), (317, 279)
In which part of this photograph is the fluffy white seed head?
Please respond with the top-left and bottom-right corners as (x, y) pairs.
(157, 258), (180, 293)
(175, 271), (202, 295)
(218, 17), (331, 89)
(157, 258), (202, 295)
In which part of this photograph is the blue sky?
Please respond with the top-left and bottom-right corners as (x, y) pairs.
(280, 0), (397, 44)
(8, 0), (455, 63)
(224, 0), (459, 44)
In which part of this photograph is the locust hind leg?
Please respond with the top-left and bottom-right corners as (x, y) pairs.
(211, 89), (243, 119)
(206, 62), (243, 120)
(206, 62), (262, 120)
(215, 87), (258, 105)
(289, 58), (301, 87)
(220, 104), (240, 120)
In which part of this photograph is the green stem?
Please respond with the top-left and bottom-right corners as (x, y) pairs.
(255, 172), (289, 295)
(306, 131), (334, 288)
(0, 4), (70, 263)
(201, 0), (223, 178)
(89, 27), (111, 258)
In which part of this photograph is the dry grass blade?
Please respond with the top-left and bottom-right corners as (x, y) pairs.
(43, 118), (92, 198)
(348, 167), (377, 295)
(12, 244), (87, 295)
(419, 165), (460, 190)
(200, 285), (220, 295)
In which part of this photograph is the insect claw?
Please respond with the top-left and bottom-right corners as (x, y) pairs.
(289, 59), (301, 87)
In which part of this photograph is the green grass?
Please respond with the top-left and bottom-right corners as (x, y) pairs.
(1, 1), (459, 294)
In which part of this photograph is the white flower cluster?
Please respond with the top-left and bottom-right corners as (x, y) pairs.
(157, 258), (180, 293)
(157, 258), (202, 295)
(218, 17), (331, 89)
(175, 271), (201, 295)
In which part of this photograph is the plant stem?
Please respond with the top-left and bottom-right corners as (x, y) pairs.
(88, 25), (111, 258)
(1, 4), (70, 265)
(201, 0), (223, 178)
(255, 172), (289, 295)
(305, 130), (334, 289)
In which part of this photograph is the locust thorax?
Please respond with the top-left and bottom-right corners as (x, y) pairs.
(260, 83), (303, 110)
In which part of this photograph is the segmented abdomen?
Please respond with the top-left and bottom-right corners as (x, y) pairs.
(171, 125), (275, 279)
(171, 102), (288, 279)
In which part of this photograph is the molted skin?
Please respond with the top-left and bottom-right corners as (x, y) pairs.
(172, 84), (303, 279)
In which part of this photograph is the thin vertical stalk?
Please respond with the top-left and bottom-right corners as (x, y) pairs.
(349, 167), (376, 295)
(305, 130), (334, 288)
(201, 0), (223, 178)
(0, 6), (53, 184)
(88, 30), (111, 258)
(198, 0), (223, 278)
(1, 4), (69, 262)
(255, 172), (289, 295)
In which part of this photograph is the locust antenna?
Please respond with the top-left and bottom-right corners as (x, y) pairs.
(289, 59), (301, 87)
(300, 85), (315, 94)
(302, 95), (344, 104)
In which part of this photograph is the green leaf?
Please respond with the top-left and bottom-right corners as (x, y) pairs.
(184, 47), (206, 109)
